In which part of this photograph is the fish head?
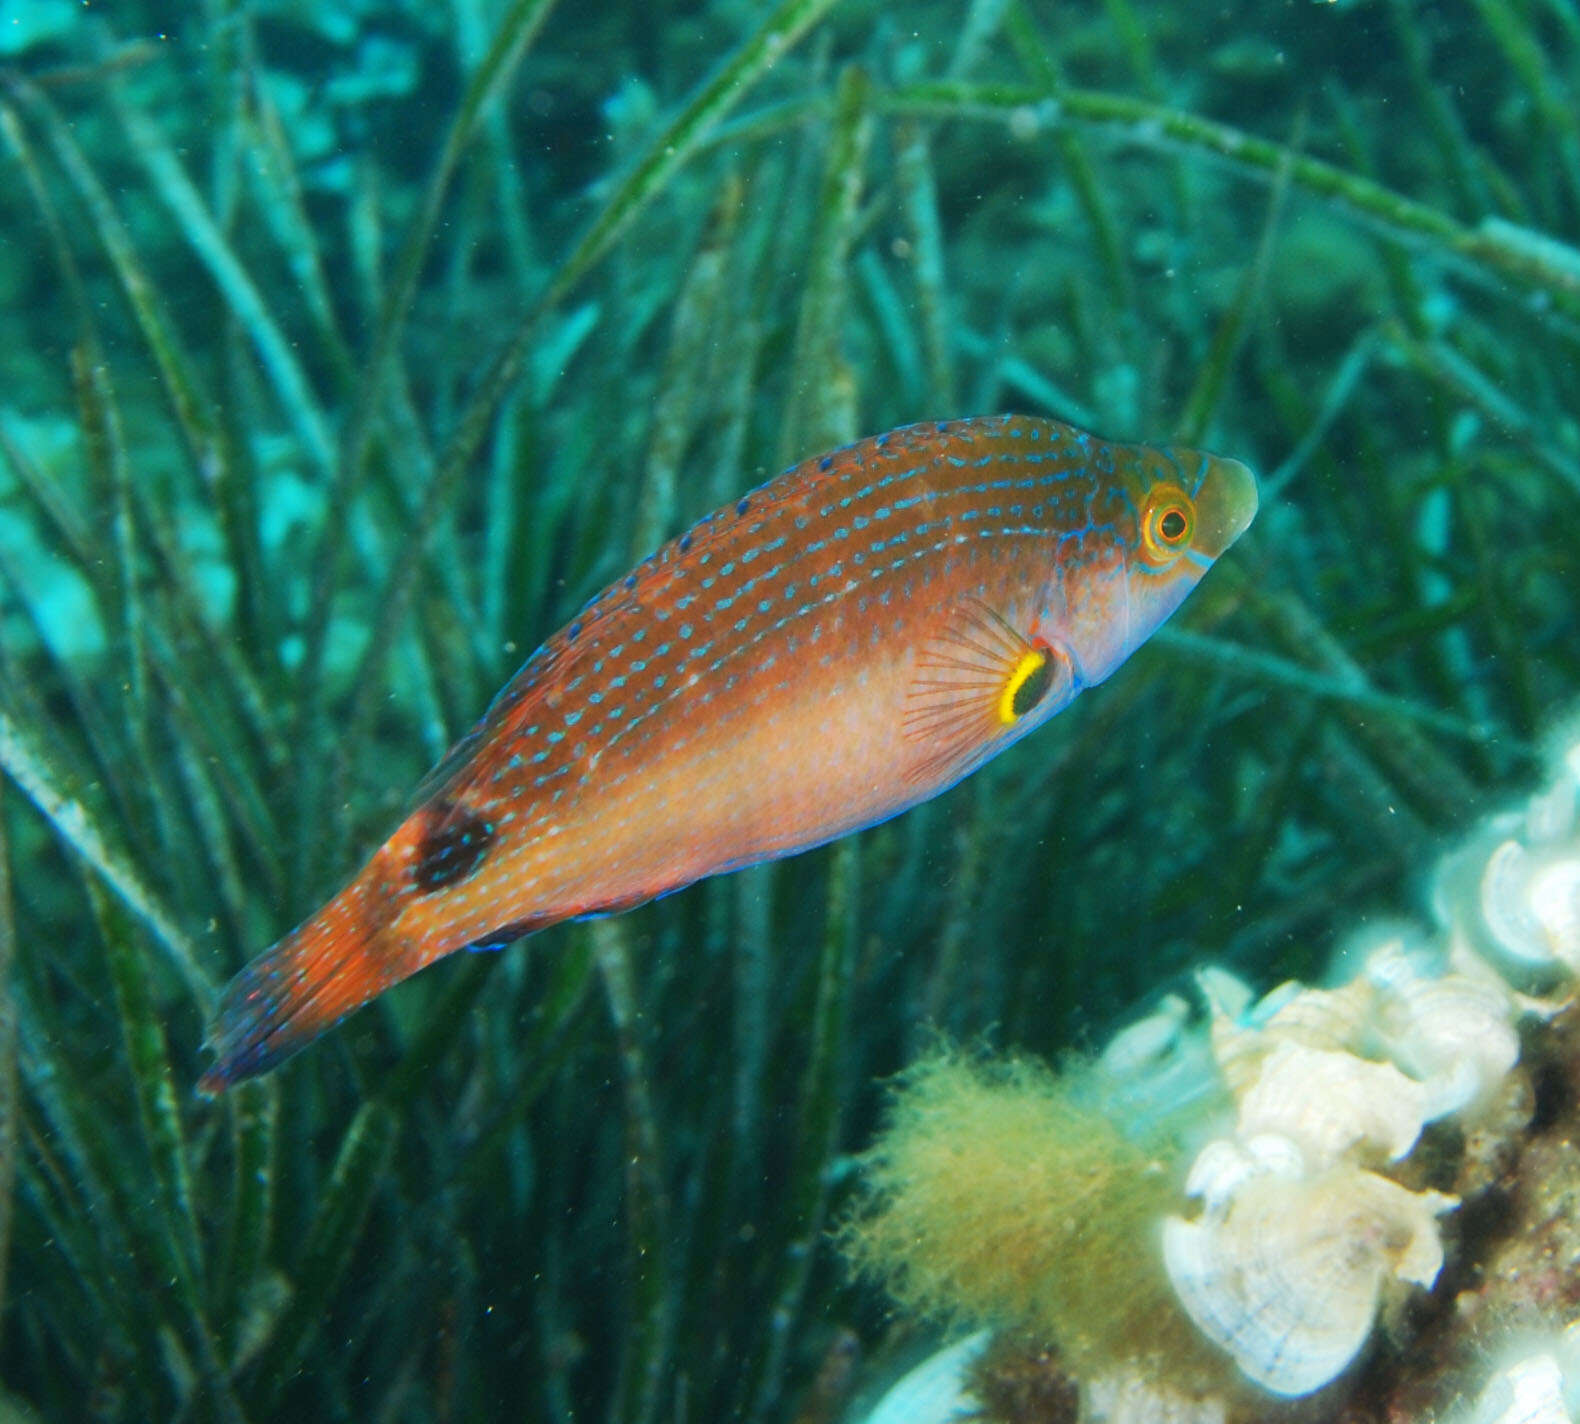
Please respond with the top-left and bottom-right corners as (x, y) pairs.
(1059, 443), (1258, 684)
(1122, 441), (1256, 625)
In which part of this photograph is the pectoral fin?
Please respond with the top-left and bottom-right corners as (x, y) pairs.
(902, 598), (1077, 785)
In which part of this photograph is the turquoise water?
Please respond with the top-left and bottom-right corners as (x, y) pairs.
(0, 0), (1576, 1418)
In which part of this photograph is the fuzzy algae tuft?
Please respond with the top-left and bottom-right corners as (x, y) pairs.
(841, 1047), (1225, 1388)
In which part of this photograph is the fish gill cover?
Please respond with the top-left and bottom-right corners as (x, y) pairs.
(0, 0), (1576, 1420)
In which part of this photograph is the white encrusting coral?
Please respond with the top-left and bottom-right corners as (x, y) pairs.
(1436, 738), (1580, 984)
(1158, 731), (1580, 1401)
(1201, 969), (1373, 1098)
(1364, 938), (1524, 1115)
(1467, 1355), (1573, 1424)
(1164, 1150), (1452, 1397)
(1459, 1321), (1580, 1424)
(1477, 837), (1580, 974)
(1092, 989), (1226, 1134)
(1164, 942), (1515, 1394)
(858, 1332), (990, 1424)
(1233, 1041), (1433, 1166)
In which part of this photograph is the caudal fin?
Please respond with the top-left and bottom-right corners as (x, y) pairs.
(198, 910), (401, 1094)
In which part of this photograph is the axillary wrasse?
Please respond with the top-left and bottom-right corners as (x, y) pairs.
(201, 414), (1257, 1091)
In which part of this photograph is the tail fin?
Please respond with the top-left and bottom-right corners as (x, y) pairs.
(198, 910), (402, 1094)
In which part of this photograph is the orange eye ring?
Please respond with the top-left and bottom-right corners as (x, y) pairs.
(1140, 484), (1196, 565)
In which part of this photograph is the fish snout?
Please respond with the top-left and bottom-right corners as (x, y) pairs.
(1190, 454), (1259, 560)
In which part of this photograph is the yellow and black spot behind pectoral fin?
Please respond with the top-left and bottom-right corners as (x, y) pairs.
(901, 597), (1076, 786)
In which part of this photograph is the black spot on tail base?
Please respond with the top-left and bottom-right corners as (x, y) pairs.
(413, 803), (494, 893)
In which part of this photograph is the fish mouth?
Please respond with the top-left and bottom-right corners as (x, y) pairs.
(1191, 455), (1259, 560)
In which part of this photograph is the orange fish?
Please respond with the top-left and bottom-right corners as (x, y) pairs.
(201, 415), (1256, 1090)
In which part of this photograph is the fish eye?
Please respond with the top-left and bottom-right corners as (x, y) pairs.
(1140, 484), (1196, 565)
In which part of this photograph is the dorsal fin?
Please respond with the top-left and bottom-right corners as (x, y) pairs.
(405, 619), (590, 812)
(407, 726), (485, 809)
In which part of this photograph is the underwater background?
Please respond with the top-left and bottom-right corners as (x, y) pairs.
(3, 0), (1580, 1418)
